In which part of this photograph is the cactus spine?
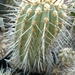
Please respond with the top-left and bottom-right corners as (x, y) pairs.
(15, 0), (67, 74)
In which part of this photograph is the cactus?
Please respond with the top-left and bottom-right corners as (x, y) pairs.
(15, 0), (67, 74)
(59, 48), (75, 66)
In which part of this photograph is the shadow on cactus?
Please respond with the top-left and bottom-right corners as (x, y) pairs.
(14, 0), (67, 74)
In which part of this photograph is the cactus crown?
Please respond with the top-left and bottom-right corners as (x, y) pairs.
(15, 0), (67, 74)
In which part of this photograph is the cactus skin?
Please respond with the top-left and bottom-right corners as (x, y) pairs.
(15, 0), (67, 74)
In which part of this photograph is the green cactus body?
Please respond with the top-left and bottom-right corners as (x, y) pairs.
(15, 0), (67, 74)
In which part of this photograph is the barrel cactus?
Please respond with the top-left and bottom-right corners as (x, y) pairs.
(15, 0), (67, 74)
